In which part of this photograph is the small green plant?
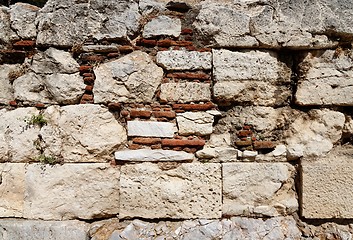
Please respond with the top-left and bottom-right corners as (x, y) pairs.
(37, 154), (59, 165)
(25, 114), (47, 127)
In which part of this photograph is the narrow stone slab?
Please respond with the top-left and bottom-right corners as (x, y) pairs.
(127, 121), (176, 137)
(24, 163), (120, 220)
(176, 112), (214, 136)
(222, 163), (297, 217)
(301, 146), (353, 218)
(157, 50), (212, 70)
(0, 219), (89, 240)
(115, 149), (193, 161)
(120, 162), (222, 219)
(160, 82), (211, 103)
(143, 16), (181, 38)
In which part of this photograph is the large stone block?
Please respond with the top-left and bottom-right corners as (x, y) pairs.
(0, 64), (19, 104)
(115, 149), (193, 162)
(213, 49), (291, 106)
(0, 163), (25, 217)
(176, 111), (214, 136)
(120, 163), (222, 219)
(222, 163), (298, 217)
(0, 219), (89, 240)
(160, 82), (211, 103)
(156, 50), (212, 70)
(301, 146), (353, 218)
(0, 6), (18, 48)
(94, 51), (163, 103)
(41, 104), (127, 162)
(24, 163), (120, 220)
(143, 16), (181, 38)
(10, 3), (39, 39)
(127, 121), (176, 138)
(296, 50), (353, 106)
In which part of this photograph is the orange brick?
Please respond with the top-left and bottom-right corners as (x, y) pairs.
(152, 111), (176, 119)
(133, 137), (161, 145)
(161, 139), (205, 147)
(130, 109), (152, 118)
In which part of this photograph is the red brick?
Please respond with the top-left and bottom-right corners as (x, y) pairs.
(174, 40), (193, 47)
(81, 94), (93, 101)
(133, 137), (161, 145)
(121, 110), (129, 117)
(137, 39), (157, 47)
(235, 140), (252, 147)
(157, 39), (174, 47)
(175, 110), (185, 113)
(152, 111), (176, 119)
(184, 147), (197, 153)
(9, 100), (17, 107)
(107, 52), (120, 58)
(108, 103), (121, 111)
(13, 40), (36, 48)
(85, 85), (93, 93)
(130, 109), (152, 118)
(129, 144), (141, 150)
(119, 45), (134, 53)
(173, 147), (183, 151)
(166, 72), (210, 80)
(181, 28), (193, 35)
(84, 77), (95, 85)
(156, 117), (168, 122)
(198, 48), (212, 52)
(161, 139), (205, 147)
(237, 130), (253, 137)
(81, 54), (105, 62)
(151, 144), (161, 149)
(79, 65), (93, 74)
(0, 50), (26, 64)
(83, 73), (94, 78)
(172, 102), (216, 111)
(243, 125), (252, 130)
(185, 45), (197, 51)
(35, 103), (45, 109)
(253, 141), (275, 150)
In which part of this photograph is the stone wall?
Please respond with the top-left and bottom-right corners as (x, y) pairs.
(1, 0), (353, 239)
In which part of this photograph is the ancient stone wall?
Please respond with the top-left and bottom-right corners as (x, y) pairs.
(1, 0), (353, 239)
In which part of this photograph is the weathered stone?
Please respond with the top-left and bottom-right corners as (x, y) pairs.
(241, 150), (258, 161)
(213, 49), (291, 106)
(157, 50), (212, 70)
(40, 105), (127, 162)
(296, 50), (353, 106)
(0, 219), (89, 240)
(10, 3), (39, 39)
(285, 109), (345, 157)
(13, 72), (85, 104)
(139, 0), (166, 15)
(0, 163), (25, 217)
(36, 0), (141, 46)
(196, 147), (238, 162)
(120, 162), (222, 219)
(176, 112), (214, 136)
(94, 51), (163, 103)
(286, 144), (304, 161)
(115, 149), (193, 162)
(31, 48), (80, 74)
(160, 82), (211, 103)
(0, 64), (19, 103)
(143, 16), (181, 38)
(0, 6), (18, 48)
(301, 146), (353, 218)
(82, 45), (119, 53)
(223, 163), (298, 217)
(127, 121), (176, 138)
(89, 218), (120, 240)
(24, 163), (120, 220)
(0, 107), (40, 163)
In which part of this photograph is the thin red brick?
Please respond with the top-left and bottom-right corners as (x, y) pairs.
(174, 40), (193, 47)
(35, 103), (45, 109)
(107, 52), (120, 58)
(84, 77), (95, 85)
(133, 138), (161, 145)
(152, 111), (176, 119)
(9, 100), (17, 107)
(108, 103), (121, 111)
(119, 45), (134, 53)
(235, 140), (252, 147)
(237, 130), (253, 137)
(181, 28), (193, 35)
(79, 65), (93, 74)
(85, 85), (93, 93)
(161, 139), (205, 147)
(129, 144), (141, 150)
(83, 73), (94, 78)
(130, 109), (152, 118)
(253, 141), (275, 150)
(81, 94), (93, 101)
(137, 39), (157, 47)
(151, 144), (162, 149)
(13, 40), (36, 48)
(166, 72), (210, 80)
(157, 39), (174, 47)
(81, 54), (105, 62)
(121, 110), (129, 117)
(172, 102), (215, 111)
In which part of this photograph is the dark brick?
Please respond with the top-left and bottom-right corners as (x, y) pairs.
(253, 141), (275, 150)
(133, 137), (161, 145)
(152, 111), (176, 119)
(235, 140), (252, 147)
(108, 103), (121, 111)
(161, 139), (205, 147)
(172, 102), (215, 111)
(130, 109), (152, 118)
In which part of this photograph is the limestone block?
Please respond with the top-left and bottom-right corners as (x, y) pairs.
(94, 51), (163, 103)
(41, 105), (127, 162)
(10, 3), (39, 39)
(127, 121), (176, 138)
(0, 107), (40, 163)
(120, 162), (222, 219)
(301, 146), (353, 218)
(143, 16), (181, 38)
(24, 163), (120, 220)
(115, 149), (193, 162)
(0, 6), (18, 48)
(285, 109), (345, 157)
(176, 112), (214, 136)
(0, 163), (25, 217)
(0, 64), (19, 104)
(36, 0), (141, 46)
(0, 219), (89, 240)
(296, 50), (353, 106)
(196, 147), (238, 162)
(157, 50), (212, 70)
(82, 45), (119, 53)
(160, 82), (211, 103)
(222, 163), (298, 217)
(213, 49), (291, 106)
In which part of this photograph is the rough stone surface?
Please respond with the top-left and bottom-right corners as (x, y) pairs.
(296, 50), (353, 106)
(0, 163), (25, 218)
(160, 82), (211, 103)
(41, 105), (127, 162)
(0, 64), (19, 103)
(115, 149), (193, 162)
(301, 146), (353, 219)
(285, 109), (345, 157)
(143, 15), (181, 38)
(196, 147), (238, 162)
(213, 49), (291, 106)
(0, 6), (18, 48)
(193, 1), (352, 49)
(223, 163), (298, 217)
(176, 112), (214, 136)
(10, 3), (39, 39)
(36, 0), (141, 46)
(89, 218), (120, 240)
(0, 107), (40, 163)
(94, 51), (163, 103)
(0, 219), (89, 240)
(120, 163), (222, 219)
(24, 163), (120, 220)
(127, 121), (176, 138)
(157, 50), (212, 70)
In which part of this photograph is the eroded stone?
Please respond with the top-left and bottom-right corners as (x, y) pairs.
(10, 3), (39, 39)
(157, 50), (212, 70)
(160, 82), (211, 103)
(0, 64), (19, 104)
(115, 149), (193, 162)
(127, 121), (176, 138)
(143, 16), (181, 38)
(176, 112), (214, 136)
